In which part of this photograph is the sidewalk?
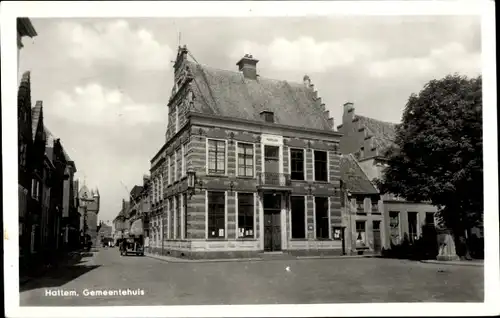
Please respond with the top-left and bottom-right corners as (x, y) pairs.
(421, 259), (484, 267)
(145, 252), (376, 264)
(20, 249), (86, 285)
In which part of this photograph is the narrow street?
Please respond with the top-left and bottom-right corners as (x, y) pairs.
(20, 248), (484, 306)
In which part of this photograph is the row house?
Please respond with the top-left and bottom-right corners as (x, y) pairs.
(340, 154), (383, 255)
(149, 46), (342, 259)
(113, 199), (130, 243)
(337, 102), (438, 248)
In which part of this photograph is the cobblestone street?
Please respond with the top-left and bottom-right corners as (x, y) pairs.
(20, 248), (484, 306)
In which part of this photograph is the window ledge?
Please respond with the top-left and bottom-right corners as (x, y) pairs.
(236, 176), (255, 180)
(315, 238), (334, 241)
(206, 238), (228, 241)
(312, 180), (329, 184)
(236, 238), (257, 241)
(207, 174), (228, 178)
(290, 238), (308, 241)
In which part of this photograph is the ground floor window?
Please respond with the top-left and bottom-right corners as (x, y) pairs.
(355, 221), (366, 247)
(315, 197), (329, 239)
(176, 196), (181, 239)
(291, 196), (306, 239)
(208, 191), (225, 238)
(183, 194), (188, 239)
(237, 193), (254, 238)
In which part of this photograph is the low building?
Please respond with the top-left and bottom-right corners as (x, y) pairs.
(337, 102), (438, 249)
(113, 199), (130, 243)
(340, 154), (383, 255)
(149, 46), (342, 259)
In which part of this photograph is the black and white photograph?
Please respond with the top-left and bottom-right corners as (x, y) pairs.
(2, 1), (498, 317)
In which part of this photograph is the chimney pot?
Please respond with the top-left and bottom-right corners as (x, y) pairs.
(343, 102), (354, 113)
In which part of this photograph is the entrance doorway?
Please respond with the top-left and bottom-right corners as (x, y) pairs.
(263, 193), (281, 252)
(373, 220), (382, 253)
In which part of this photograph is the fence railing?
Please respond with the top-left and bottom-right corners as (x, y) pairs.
(257, 172), (291, 187)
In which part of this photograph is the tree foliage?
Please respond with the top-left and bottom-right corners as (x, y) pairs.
(375, 74), (483, 230)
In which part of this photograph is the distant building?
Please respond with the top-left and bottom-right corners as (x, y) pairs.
(113, 199), (130, 243)
(78, 184), (100, 246)
(337, 103), (437, 248)
(149, 46), (341, 259)
(97, 223), (113, 244)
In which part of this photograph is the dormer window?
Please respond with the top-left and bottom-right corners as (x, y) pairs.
(260, 111), (274, 123)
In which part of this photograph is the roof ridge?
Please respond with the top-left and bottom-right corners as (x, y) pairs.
(356, 114), (398, 126)
(188, 60), (308, 88)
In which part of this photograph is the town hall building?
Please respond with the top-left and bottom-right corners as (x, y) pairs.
(148, 46), (343, 259)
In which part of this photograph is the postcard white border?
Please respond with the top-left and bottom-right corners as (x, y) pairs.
(2, 1), (498, 317)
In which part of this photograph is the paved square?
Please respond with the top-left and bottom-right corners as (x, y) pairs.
(20, 248), (483, 306)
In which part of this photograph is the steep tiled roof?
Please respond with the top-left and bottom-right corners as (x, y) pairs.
(31, 101), (43, 141)
(186, 60), (332, 130)
(356, 115), (397, 155)
(340, 154), (378, 194)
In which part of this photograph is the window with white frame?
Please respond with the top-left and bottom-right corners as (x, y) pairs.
(237, 193), (254, 238)
(208, 139), (226, 175)
(356, 221), (367, 247)
(170, 154), (174, 184)
(315, 197), (329, 239)
(314, 150), (328, 181)
(175, 104), (179, 133)
(181, 144), (186, 177)
(174, 150), (178, 182)
(176, 195), (181, 239)
(290, 148), (305, 180)
(207, 191), (225, 238)
(167, 156), (171, 185)
(237, 143), (254, 177)
(176, 148), (181, 181)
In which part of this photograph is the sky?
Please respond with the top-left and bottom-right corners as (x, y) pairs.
(18, 16), (481, 225)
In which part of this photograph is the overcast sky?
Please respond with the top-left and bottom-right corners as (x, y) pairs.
(19, 16), (481, 225)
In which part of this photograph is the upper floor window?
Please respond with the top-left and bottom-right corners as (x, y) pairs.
(175, 105), (179, 133)
(290, 148), (305, 181)
(181, 144), (186, 177)
(170, 154), (174, 183)
(174, 150), (179, 182)
(167, 156), (171, 185)
(237, 143), (254, 177)
(314, 150), (328, 182)
(176, 148), (181, 180)
(208, 139), (226, 175)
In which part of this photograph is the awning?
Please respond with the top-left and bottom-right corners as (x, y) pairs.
(130, 219), (144, 236)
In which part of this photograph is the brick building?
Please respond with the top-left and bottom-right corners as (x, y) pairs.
(337, 103), (437, 249)
(340, 154), (383, 255)
(148, 46), (342, 259)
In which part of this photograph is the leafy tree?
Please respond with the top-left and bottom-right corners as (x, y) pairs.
(375, 74), (483, 248)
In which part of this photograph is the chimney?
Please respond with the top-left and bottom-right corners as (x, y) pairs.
(343, 102), (354, 113)
(236, 54), (259, 80)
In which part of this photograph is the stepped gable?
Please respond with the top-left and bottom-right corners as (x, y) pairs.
(185, 59), (334, 130)
(355, 115), (397, 155)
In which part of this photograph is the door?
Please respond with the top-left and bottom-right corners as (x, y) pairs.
(263, 193), (282, 252)
(373, 220), (381, 253)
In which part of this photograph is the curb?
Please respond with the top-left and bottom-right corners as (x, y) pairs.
(146, 253), (377, 264)
(421, 260), (484, 267)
